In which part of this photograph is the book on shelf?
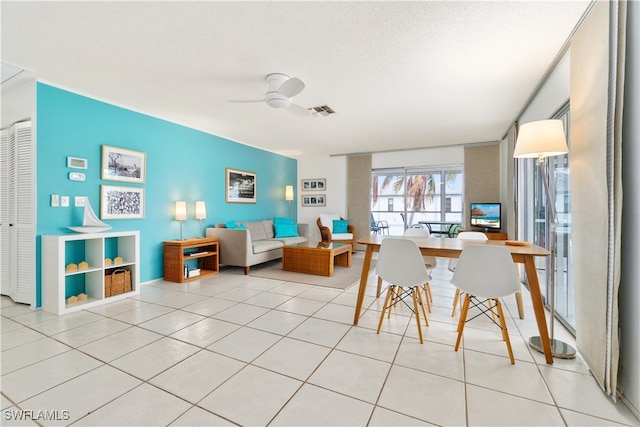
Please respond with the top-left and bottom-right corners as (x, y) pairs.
(188, 268), (201, 278)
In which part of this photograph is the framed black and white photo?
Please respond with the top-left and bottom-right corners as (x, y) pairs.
(100, 185), (145, 219)
(101, 145), (146, 184)
(301, 194), (326, 207)
(301, 178), (326, 191)
(226, 168), (257, 203)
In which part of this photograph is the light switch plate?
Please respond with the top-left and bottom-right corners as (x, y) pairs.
(51, 194), (59, 207)
(69, 172), (86, 181)
(61, 196), (69, 207)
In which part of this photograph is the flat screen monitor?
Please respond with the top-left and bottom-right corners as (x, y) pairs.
(470, 202), (501, 230)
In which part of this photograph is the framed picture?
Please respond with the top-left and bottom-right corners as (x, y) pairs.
(301, 194), (326, 207)
(101, 145), (146, 184)
(301, 178), (326, 191)
(226, 168), (257, 203)
(100, 185), (145, 219)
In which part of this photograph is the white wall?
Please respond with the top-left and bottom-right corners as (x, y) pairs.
(1, 77), (35, 128)
(519, 51), (571, 124)
(372, 146), (463, 169)
(297, 156), (347, 241)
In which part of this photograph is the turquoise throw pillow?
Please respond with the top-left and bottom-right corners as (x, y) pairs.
(274, 223), (299, 238)
(333, 219), (348, 233)
(274, 217), (293, 225)
(225, 221), (237, 229)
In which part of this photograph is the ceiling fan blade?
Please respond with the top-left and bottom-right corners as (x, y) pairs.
(287, 103), (311, 117)
(227, 99), (265, 103)
(279, 77), (305, 98)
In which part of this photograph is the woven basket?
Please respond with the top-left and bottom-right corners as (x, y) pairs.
(105, 268), (131, 297)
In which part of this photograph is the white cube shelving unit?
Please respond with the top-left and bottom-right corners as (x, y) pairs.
(41, 230), (140, 315)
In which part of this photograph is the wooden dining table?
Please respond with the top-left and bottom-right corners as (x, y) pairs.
(354, 235), (555, 364)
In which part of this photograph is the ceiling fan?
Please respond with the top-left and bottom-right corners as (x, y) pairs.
(229, 73), (310, 117)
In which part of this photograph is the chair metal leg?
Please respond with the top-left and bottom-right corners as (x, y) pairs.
(455, 295), (471, 351)
(495, 300), (515, 364)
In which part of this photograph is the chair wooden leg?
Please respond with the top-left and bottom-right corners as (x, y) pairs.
(388, 286), (401, 319)
(451, 288), (460, 317)
(515, 291), (525, 319)
(376, 276), (383, 298)
(377, 286), (394, 334)
(495, 300), (515, 364)
(416, 287), (429, 326)
(422, 283), (432, 312)
(455, 295), (471, 351)
(411, 288), (424, 344)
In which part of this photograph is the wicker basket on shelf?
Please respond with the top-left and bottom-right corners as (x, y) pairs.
(105, 268), (131, 297)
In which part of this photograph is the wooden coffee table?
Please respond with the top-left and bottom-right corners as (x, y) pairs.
(282, 242), (352, 276)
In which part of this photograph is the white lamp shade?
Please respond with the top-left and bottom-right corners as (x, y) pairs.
(175, 201), (187, 221)
(514, 119), (568, 158)
(195, 201), (207, 220)
(285, 185), (294, 201)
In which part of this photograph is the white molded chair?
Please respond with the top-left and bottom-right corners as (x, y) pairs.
(449, 231), (488, 316)
(451, 245), (521, 363)
(376, 238), (432, 343)
(402, 227), (437, 311)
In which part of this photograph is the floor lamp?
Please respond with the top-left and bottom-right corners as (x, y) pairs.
(285, 185), (294, 218)
(514, 119), (576, 359)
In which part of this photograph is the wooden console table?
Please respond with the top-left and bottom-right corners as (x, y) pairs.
(163, 237), (219, 283)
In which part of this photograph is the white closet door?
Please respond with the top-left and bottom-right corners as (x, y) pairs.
(0, 129), (10, 297)
(13, 121), (35, 304)
(0, 121), (34, 305)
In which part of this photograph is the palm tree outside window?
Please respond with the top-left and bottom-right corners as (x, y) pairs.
(371, 167), (463, 235)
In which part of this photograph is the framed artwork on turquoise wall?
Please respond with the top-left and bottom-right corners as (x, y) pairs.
(100, 185), (145, 219)
(101, 145), (146, 184)
(226, 168), (257, 203)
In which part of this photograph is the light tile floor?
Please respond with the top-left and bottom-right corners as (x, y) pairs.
(2, 257), (638, 426)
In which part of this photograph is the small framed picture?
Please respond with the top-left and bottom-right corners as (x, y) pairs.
(301, 194), (326, 207)
(100, 185), (145, 219)
(301, 178), (326, 191)
(226, 168), (257, 203)
(101, 145), (146, 184)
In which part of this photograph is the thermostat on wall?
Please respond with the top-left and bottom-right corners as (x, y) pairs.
(69, 172), (85, 181)
(67, 157), (88, 169)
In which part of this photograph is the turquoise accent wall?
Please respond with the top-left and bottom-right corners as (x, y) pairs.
(36, 83), (297, 306)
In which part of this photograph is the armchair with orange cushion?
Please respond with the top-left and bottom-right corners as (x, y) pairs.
(316, 214), (356, 253)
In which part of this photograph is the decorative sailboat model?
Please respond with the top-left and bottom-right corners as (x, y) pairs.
(68, 200), (111, 233)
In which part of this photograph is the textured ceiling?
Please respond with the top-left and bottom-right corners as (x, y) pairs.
(1, 1), (590, 158)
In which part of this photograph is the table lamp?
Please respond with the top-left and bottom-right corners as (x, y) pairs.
(514, 119), (576, 359)
(195, 201), (207, 237)
(175, 201), (187, 240)
(285, 185), (294, 218)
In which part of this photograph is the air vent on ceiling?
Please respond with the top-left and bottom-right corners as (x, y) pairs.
(308, 105), (336, 117)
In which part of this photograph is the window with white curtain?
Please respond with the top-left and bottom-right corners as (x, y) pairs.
(371, 167), (463, 235)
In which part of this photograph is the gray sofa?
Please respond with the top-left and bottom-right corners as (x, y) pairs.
(206, 219), (309, 274)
